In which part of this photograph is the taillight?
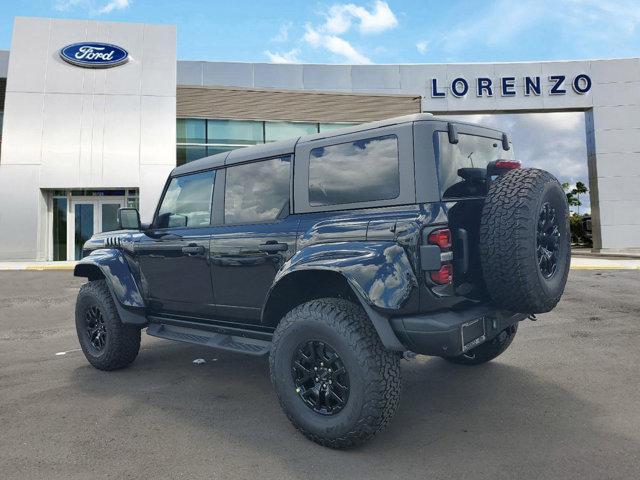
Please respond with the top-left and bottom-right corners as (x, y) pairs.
(430, 264), (453, 284)
(487, 159), (521, 176)
(424, 227), (453, 285)
(495, 160), (521, 170)
(427, 228), (452, 249)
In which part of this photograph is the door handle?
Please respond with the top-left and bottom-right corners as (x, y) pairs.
(258, 242), (288, 253)
(182, 244), (205, 255)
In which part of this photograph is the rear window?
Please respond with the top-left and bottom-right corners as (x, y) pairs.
(224, 156), (291, 224)
(437, 132), (514, 199)
(308, 135), (399, 206)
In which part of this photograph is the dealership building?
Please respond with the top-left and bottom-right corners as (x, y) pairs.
(0, 16), (638, 261)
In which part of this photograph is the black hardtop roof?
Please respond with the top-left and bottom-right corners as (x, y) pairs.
(171, 113), (505, 176)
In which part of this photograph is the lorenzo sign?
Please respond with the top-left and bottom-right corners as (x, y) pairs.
(430, 74), (592, 98)
(59, 42), (129, 68)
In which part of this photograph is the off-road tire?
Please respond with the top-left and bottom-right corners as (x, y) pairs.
(480, 168), (571, 313)
(444, 324), (518, 365)
(269, 298), (401, 449)
(75, 280), (141, 371)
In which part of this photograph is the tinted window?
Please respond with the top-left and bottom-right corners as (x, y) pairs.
(437, 132), (514, 199)
(156, 170), (214, 228)
(265, 122), (318, 142)
(176, 119), (206, 143)
(309, 135), (399, 206)
(207, 120), (264, 145)
(225, 157), (290, 224)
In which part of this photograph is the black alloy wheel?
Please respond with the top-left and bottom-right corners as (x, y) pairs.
(85, 304), (107, 351)
(75, 280), (141, 371)
(537, 202), (561, 279)
(292, 340), (350, 415)
(270, 298), (401, 448)
(480, 168), (571, 313)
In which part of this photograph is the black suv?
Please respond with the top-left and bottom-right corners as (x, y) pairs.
(74, 113), (570, 448)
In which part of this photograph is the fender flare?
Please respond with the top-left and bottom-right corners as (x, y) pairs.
(264, 241), (419, 350)
(74, 249), (147, 326)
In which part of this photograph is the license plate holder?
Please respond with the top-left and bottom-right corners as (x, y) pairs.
(461, 317), (486, 352)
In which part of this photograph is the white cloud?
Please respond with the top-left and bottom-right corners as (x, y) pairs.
(264, 2), (397, 65)
(54, 0), (130, 15)
(264, 48), (301, 63)
(323, 1), (398, 35)
(271, 22), (292, 43)
(429, 0), (640, 60)
(441, 111), (590, 213)
(99, 0), (129, 14)
(303, 25), (372, 64)
(416, 40), (428, 55)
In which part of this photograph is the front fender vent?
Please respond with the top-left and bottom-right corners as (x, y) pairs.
(104, 237), (122, 248)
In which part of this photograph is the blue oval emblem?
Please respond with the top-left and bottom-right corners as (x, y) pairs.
(60, 42), (129, 68)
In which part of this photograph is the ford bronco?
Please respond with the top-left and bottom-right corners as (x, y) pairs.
(74, 113), (570, 448)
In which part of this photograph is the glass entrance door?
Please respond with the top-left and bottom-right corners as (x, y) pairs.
(69, 198), (126, 260)
(74, 202), (95, 260)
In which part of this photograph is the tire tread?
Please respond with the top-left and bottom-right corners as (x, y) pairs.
(480, 168), (570, 313)
(76, 280), (141, 371)
(269, 298), (401, 449)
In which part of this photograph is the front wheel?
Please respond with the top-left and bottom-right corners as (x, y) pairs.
(443, 324), (518, 366)
(75, 280), (141, 371)
(269, 298), (401, 449)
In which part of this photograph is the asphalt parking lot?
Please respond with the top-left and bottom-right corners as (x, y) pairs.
(1, 270), (639, 480)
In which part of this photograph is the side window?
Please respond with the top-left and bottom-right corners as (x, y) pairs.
(155, 170), (215, 228)
(437, 132), (514, 199)
(308, 135), (399, 206)
(224, 156), (291, 224)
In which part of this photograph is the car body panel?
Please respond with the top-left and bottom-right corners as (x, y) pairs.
(74, 114), (519, 353)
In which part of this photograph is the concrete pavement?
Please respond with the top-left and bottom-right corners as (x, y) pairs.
(1, 269), (639, 479)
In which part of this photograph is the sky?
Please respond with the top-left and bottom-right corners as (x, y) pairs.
(1, 0), (638, 63)
(1, 0), (635, 212)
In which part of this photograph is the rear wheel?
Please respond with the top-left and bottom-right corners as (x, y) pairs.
(444, 324), (518, 365)
(75, 280), (141, 371)
(269, 298), (401, 449)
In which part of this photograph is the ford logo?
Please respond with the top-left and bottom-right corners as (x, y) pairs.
(59, 42), (129, 68)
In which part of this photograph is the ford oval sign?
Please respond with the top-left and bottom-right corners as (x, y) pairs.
(59, 42), (129, 68)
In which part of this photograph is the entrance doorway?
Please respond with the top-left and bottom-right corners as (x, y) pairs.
(48, 189), (138, 261)
(70, 198), (125, 260)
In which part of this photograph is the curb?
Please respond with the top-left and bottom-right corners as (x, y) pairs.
(24, 265), (76, 271)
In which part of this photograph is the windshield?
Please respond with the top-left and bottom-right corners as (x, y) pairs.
(436, 131), (514, 199)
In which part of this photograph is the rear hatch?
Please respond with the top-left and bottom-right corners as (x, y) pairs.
(435, 125), (516, 298)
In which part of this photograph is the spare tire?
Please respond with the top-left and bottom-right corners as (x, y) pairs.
(480, 168), (571, 313)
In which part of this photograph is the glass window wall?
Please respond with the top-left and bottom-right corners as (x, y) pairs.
(265, 121), (317, 142)
(207, 120), (263, 145)
(177, 119), (206, 144)
(176, 118), (360, 166)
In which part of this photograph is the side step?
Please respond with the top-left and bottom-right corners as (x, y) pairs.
(146, 323), (271, 356)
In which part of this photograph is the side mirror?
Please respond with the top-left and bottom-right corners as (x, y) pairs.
(118, 208), (141, 230)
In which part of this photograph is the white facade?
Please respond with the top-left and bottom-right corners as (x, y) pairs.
(0, 16), (638, 260)
(0, 17), (176, 260)
(176, 60), (640, 253)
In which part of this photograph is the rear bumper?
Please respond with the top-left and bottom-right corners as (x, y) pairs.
(390, 304), (527, 357)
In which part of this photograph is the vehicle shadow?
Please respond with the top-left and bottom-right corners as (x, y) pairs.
(67, 340), (634, 479)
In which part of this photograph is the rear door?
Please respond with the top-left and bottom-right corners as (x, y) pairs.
(434, 125), (515, 289)
(136, 170), (216, 317)
(209, 156), (297, 324)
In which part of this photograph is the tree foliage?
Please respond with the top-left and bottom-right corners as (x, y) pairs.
(562, 181), (588, 207)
